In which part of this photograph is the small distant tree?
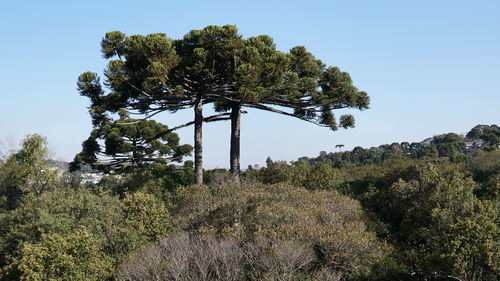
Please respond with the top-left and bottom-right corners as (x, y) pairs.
(431, 133), (466, 160)
(466, 124), (500, 147)
(0, 134), (58, 209)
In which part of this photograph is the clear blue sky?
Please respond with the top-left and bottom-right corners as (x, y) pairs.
(1, 0), (499, 168)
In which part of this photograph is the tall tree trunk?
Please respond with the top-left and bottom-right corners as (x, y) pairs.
(230, 103), (241, 183)
(194, 97), (203, 184)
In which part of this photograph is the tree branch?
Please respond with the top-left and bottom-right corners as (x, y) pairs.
(244, 103), (328, 128)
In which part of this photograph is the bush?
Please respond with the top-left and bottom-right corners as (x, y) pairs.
(377, 164), (499, 280)
(468, 150), (500, 199)
(17, 227), (114, 281)
(0, 188), (173, 280)
(250, 160), (349, 191)
(117, 233), (342, 281)
(173, 182), (387, 277)
(122, 192), (173, 240)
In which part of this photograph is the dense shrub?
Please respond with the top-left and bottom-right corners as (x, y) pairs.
(122, 192), (173, 240)
(89, 161), (194, 202)
(17, 227), (114, 281)
(244, 156), (499, 281)
(251, 160), (349, 191)
(386, 164), (499, 280)
(468, 150), (500, 199)
(173, 182), (388, 278)
(0, 189), (173, 280)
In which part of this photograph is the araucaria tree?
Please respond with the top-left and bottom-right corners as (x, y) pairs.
(75, 29), (235, 182)
(75, 25), (369, 183)
(212, 36), (370, 182)
(71, 109), (192, 173)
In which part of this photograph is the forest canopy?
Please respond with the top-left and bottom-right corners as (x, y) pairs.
(0, 123), (498, 281)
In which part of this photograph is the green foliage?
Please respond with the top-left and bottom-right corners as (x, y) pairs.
(188, 26), (370, 129)
(122, 192), (172, 240)
(250, 158), (348, 191)
(0, 188), (173, 280)
(466, 124), (500, 147)
(17, 227), (114, 281)
(0, 135), (60, 209)
(367, 164), (498, 280)
(431, 133), (466, 161)
(246, 154), (499, 280)
(0, 189), (121, 279)
(97, 161), (194, 201)
(0, 127), (498, 280)
(426, 199), (499, 281)
(389, 164), (477, 238)
(468, 150), (500, 199)
(72, 114), (192, 173)
(301, 132), (472, 168)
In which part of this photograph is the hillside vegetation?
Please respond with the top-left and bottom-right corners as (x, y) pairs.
(0, 125), (498, 281)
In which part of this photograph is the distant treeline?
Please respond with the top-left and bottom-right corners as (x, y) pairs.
(297, 124), (499, 168)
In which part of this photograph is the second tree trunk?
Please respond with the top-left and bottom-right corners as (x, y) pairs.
(230, 103), (241, 183)
(194, 98), (203, 184)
